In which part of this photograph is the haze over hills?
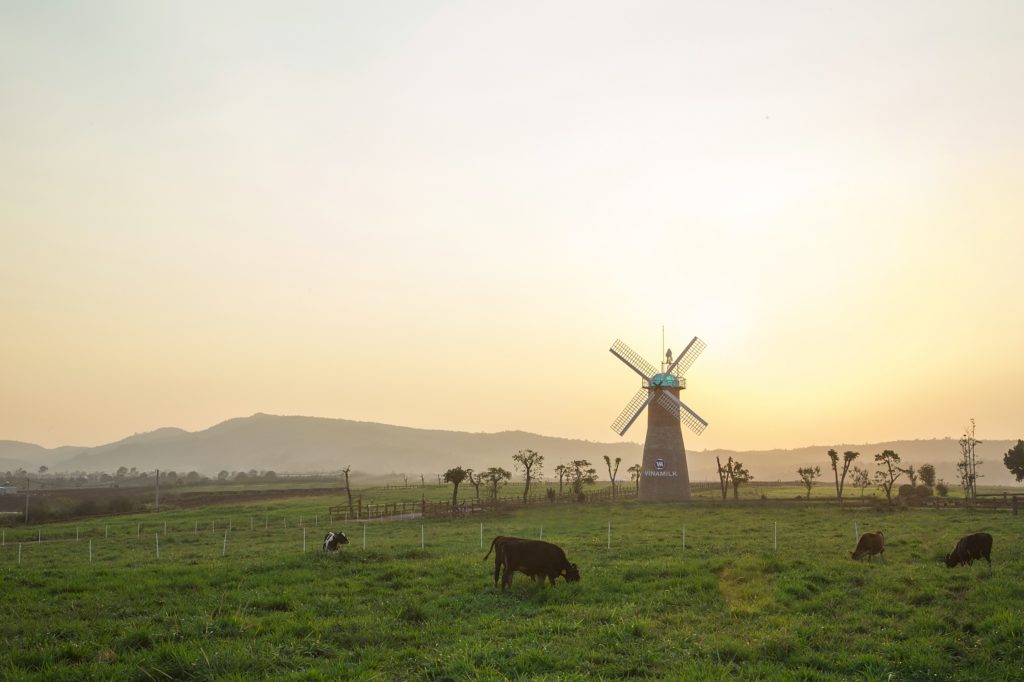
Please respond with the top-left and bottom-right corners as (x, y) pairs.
(0, 414), (1020, 486)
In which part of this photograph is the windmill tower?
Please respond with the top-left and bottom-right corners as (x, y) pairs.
(609, 335), (708, 502)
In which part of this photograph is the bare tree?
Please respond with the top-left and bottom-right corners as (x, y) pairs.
(957, 419), (983, 500)
(716, 456), (732, 500)
(512, 449), (544, 504)
(341, 466), (354, 516)
(797, 466), (821, 500)
(873, 450), (903, 504)
(465, 468), (482, 500)
(603, 455), (622, 497)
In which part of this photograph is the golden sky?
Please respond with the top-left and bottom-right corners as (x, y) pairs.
(2, 2), (1022, 450)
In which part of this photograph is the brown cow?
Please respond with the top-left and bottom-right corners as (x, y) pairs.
(850, 531), (885, 561)
(483, 536), (531, 587)
(945, 532), (993, 568)
(500, 539), (580, 590)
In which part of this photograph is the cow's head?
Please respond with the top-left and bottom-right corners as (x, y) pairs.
(564, 563), (581, 582)
(944, 552), (958, 568)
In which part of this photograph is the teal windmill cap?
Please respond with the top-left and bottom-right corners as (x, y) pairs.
(649, 373), (679, 387)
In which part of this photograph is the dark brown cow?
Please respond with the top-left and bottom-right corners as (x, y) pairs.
(483, 536), (530, 587)
(850, 531), (885, 561)
(500, 539), (580, 590)
(945, 532), (993, 568)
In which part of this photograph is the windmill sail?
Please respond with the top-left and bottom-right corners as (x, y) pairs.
(656, 392), (708, 435)
(666, 336), (706, 379)
(610, 339), (657, 382)
(611, 388), (655, 436)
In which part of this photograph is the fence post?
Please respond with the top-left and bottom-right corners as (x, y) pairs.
(682, 525), (685, 550)
(773, 522), (778, 551)
(155, 533), (160, 560)
(362, 524), (366, 549)
(222, 529), (228, 556)
(303, 528), (307, 553)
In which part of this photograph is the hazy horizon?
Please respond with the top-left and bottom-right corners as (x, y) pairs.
(3, 2), (1022, 451)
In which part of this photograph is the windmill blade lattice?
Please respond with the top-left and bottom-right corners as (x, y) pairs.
(611, 388), (656, 436)
(666, 336), (706, 379)
(656, 392), (708, 435)
(610, 339), (658, 381)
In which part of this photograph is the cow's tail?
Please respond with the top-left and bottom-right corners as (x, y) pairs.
(483, 536), (499, 561)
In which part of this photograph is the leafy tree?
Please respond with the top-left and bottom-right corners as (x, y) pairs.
(443, 467), (468, 509)
(729, 459), (753, 500)
(901, 464), (918, 487)
(850, 466), (871, 496)
(1002, 440), (1024, 482)
(568, 460), (598, 499)
(918, 463), (937, 488)
(797, 466), (821, 499)
(217, 470), (230, 481)
(512, 449), (544, 504)
(957, 418), (983, 500)
(482, 467), (511, 501)
(38, 465), (48, 475)
(603, 455), (622, 497)
(627, 464), (641, 485)
(554, 464), (568, 496)
(873, 450), (903, 504)
(116, 466), (128, 479)
(827, 449), (859, 499)
(935, 480), (949, 497)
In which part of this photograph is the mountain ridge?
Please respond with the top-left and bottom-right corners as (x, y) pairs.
(1, 414), (1020, 485)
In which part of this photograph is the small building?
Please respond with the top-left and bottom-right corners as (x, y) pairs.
(0, 482), (17, 495)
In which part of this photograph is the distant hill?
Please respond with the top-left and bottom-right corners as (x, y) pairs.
(1, 415), (1020, 486)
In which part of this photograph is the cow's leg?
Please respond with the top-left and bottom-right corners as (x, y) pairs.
(493, 555), (502, 587)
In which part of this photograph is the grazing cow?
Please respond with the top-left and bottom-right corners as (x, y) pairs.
(500, 539), (580, 590)
(322, 531), (349, 553)
(483, 536), (530, 587)
(945, 532), (993, 568)
(850, 531), (885, 561)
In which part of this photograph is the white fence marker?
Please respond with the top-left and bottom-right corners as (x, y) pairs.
(854, 521), (860, 541)
(773, 522), (778, 551)
(18, 543), (22, 564)
(105, 525), (109, 539)
(540, 525), (543, 540)
(76, 527), (80, 542)
(229, 518), (233, 531)
(2, 530), (4, 546)
(315, 514), (318, 527)
(265, 516), (268, 530)
(222, 530), (228, 556)
(38, 529), (41, 543)
(137, 523), (140, 539)
(362, 524), (366, 549)
(164, 521), (167, 534)
(155, 533), (160, 560)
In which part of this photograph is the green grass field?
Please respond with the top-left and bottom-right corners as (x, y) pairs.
(2, 494), (1022, 680)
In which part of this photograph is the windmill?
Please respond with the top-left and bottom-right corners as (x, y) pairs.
(609, 335), (708, 501)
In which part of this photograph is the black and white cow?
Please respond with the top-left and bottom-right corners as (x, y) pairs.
(322, 531), (349, 553)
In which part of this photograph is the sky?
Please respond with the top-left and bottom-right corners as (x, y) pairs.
(2, 1), (1022, 451)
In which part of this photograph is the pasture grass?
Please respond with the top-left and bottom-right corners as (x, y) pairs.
(2, 498), (1022, 680)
